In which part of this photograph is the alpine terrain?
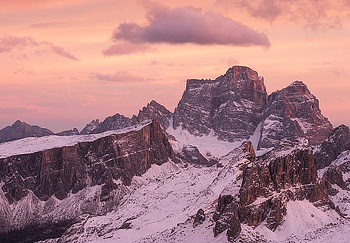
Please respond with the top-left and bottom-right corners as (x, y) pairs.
(0, 66), (349, 243)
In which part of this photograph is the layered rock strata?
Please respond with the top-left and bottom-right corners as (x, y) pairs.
(0, 120), (177, 234)
(213, 139), (332, 241)
(173, 66), (267, 142)
(258, 81), (333, 149)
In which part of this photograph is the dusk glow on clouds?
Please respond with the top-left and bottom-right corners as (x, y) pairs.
(92, 70), (145, 82)
(112, 6), (270, 47)
(217, 0), (349, 25)
(0, 35), (78, 61)
(0, 0), (349, 132)
(103, 43), (154, 56)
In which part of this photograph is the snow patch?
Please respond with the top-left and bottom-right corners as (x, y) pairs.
(166, 121), (242, 159)
(0, 122), (151, 159)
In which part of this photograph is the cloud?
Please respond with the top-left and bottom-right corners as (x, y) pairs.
(92, 71), (145, 82)
(330, 66), (347, 76)
(111, 6), (270, 47)
(1, 0), (80, 11)
(149, 60), (175, 66)
(29, 22), (68, 28)
(0, 35), (78, 61)
(216, 0), (350, 29)
(50, 45), (78, 60)
(304, 17), (342, 31)
(13, 69), (35, 75)
(102, 42), (154, 56)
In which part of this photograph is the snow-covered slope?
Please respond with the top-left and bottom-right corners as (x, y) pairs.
(33, 142), (348, 243)
(0, 122), (150, 158)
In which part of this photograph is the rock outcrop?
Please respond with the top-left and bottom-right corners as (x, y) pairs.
(258, 81), (333, 149)
(80, 119), (100, 135)
(213, 138), (332, 241)
(193, 209), (205, 227)
(56, 128), (79, 136)
(323, 165), (348, 196)
(90, 113), (133, 134)
(131, 100), (172, 130)
(0, 120), (177, 233)
(0, 120), (54, 143)
(82, 100), (172, 135)
(177, 145), (217, 166)
(173, 66), (267, 142)
(314, 125), (350, 169)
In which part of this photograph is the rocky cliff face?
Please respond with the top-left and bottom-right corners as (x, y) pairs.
(131, 100), (172, 130)
(80, 119), (100, 135)
(313, 126), (350, 216)
(258, 81), (333, 149)
(314, 125), (350, 169)
(173, 66), (267, 142)
(213, 138), (332, 241)
(81, 100), (172, 135)
(172, 67), (331, 149)
(0, 120), (54, 143)
(0, 120), (177, 235)
(90, 113), (133, 134)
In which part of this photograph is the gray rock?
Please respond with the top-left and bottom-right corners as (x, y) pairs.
(56, 128), (79, 136)
(258, 81), (333, 149)
(174, 66), (267, 142)
(314, 125), (350, 169)
(131, 100), (172, 130)
(0, 120), (54, 143)
(0, 120), (178, 233)
(80, 119), (100, 135)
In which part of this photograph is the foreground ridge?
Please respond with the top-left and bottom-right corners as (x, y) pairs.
(0, 120), (177, 242)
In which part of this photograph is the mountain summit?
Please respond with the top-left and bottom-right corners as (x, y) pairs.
(0, 66), (348, 243)
(172, 66), (332, 150)
(0, 120), (54, 143)
(174, 66), (267, 142)
(258, 80), (333, 149)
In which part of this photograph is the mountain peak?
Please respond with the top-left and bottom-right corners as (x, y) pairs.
(174, 66), (267, 141)
(0, 120), (53, 143)
(79, 119), (100, 135)
(259, 79), (332, 148)
(290, 80), (306, 86)
(149, 99), (160, 106)
(285, 80), (311, 96)
(136, 100), (172, 129)
(13, 120), (26, 126)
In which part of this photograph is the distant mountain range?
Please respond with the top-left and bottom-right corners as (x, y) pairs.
(0, 66), (349, 243)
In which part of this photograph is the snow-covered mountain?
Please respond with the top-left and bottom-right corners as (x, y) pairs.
(173, 66), (267, 142)
(258, 81), (333, 149)
(0, 66), (349, 242)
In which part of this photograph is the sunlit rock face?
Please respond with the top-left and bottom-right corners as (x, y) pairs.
(174, 66), (267, 142)
(314, 124), (350, 169)
(258, 81), (333, 149)
(0, 120), (177, 235)
(213, 139), (332, 241)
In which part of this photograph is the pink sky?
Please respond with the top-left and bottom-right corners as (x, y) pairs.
(1, 0), (350, 132)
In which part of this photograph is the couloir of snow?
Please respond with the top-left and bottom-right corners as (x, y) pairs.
(166, 120), (266, 159)
(0, 122), (151, 159)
